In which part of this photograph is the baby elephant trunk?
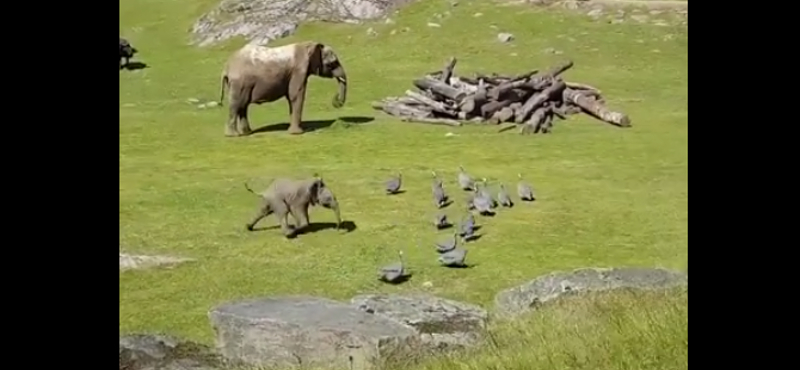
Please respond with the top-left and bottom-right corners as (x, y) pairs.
(332, 66), (347, 108)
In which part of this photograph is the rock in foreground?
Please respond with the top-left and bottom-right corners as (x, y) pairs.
(119, 334), (222, 370)
(494, 267), (688, 318)
(351, 294), (489, 350)
(209, 296), (421, 370)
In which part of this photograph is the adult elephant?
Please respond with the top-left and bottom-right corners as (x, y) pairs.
(219, 41), (348, 136)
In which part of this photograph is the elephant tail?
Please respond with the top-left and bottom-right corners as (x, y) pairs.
(243, 182), (259, 197)
(219, 74), (229, 105)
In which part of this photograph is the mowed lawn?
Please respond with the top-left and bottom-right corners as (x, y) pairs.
(119, 0), (688, 344)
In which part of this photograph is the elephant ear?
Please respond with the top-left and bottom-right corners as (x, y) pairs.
(304, 42), (325, 77)
(307, 178), (324, 206)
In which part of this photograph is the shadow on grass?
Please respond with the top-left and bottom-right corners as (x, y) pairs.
(121, 61), (148, 71)
(381, 273), (413, 285)
(386, 190), (406, 195)
(464, 234), (483, 242)
(251, 116), (374, 135)
(250, 220), (356, 234)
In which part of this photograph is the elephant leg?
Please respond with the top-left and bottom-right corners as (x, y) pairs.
(286, 76), (308, 135)
(245, 199), (270, 231)
(271, 202), (294, 237)
(225, 103), (238, 137)
(289, 203), (310, 231)
(236, 104), (252, 136)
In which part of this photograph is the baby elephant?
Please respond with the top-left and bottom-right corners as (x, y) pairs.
(119, 37), (137, 68)
(244, 176), (342, 237)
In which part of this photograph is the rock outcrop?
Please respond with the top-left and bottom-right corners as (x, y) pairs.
(191, 0), (413, 47)
(208, 296), (422, 370)
(351, 294), (489, 350)
(494, 267), (688, 318)
(119, 334), (222, 370)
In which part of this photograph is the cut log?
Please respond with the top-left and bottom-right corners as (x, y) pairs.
(487, 70), (541, 100)
(400, 117), (463, 127)
(371, 101), (432, 118)
(566, 82), (602, 95)
(488, 106), (515, 124)
(480, 99), (515, 118)
(440, 57), (458, 84)
(382, 96), (426, 106)
(563, 88), (631, 127)
(405, 90), (456, 116)
(459, 87), (488, 115)
(514, 80), (567, 123)
(521, 105), (552, 135)
(413, 77), (468, 102)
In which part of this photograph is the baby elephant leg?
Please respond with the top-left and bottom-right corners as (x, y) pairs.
(271, 202), (295, 237)
(289, 204), (310, 231)
(245, 198), (272, 231)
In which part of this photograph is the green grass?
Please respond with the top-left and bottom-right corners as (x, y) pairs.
(120, 0), (687, 368)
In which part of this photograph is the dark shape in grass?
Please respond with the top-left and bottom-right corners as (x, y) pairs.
(436, 222), (453, 230)
(382, 273), (412, 285)
(439, 200), (453, 209)
(386, 190), (406, 195)
(250, 220), (356, 235)
(251, 119), (336, 134)
(463, 234), (483, 242)
(122, 61), (148, 71)
(497, 125), (517, 133)
(444, 263), (478, 269)
(296, 221), (357, 235)
(338, 116), (375, 124)
(478, 210), (496, 217)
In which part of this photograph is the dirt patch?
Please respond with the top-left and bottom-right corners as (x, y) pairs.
(120, 253), (195, 271)
(191, 0), (416, 47)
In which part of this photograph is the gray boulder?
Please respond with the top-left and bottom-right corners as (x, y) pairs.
(351, 294), (488, 350)
(191, 0), (408, 47)
(119, 334), (222, 370)
(494, 267), (688, 318)
(209, 296), (421, 370)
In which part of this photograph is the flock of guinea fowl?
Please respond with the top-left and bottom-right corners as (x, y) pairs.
(378, 166), (536, 284)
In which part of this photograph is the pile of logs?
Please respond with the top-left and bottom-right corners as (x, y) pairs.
(371, 57), (631, 134)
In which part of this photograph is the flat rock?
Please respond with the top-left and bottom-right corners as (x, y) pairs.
(119, 334), (222, 370)
(351, 294), (489, 350)
(191, 0), (413, 47)
(209, 296), (421, 370)
(119, 253), (195, 271)
(494, 267), (688, 318)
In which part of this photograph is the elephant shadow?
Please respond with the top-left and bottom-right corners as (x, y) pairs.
(121, 61), (148, 71)
(250, 116), (375, 135)
(295, 220), (357, 235)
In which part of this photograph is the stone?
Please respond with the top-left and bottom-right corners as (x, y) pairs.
(119, 253), (194, 271)
(494, 267), (688, 318)
(631, 14), (650, 23)
(209, 296), (421, 370)
(191, 0), (407, 47)
(206, 101), (220, 108)
(427, 22), (441, 28)
(187, 98), (201, 104)
(351, 294), (489, 350)
(198, 103), (207, 109)
(473, 12), (483, 17)
(497, 32), (514, 43)
(587, 8), (603, 19)
(119, 334), (222, 370)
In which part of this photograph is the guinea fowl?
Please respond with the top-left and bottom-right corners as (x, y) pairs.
(478, 178), (497, 208)
(438, 248), (468, 267)
(497, 183), (514, 207)
(459, 213), (476, 240)
(457, 166), (475, 191)
(431, 171), (448, 208)
(433, 213), (450, 229)
(385, 173), (402, 194)
(378, 250), (406, 284)
(435, 233), (458, 254)
(472, 191), (495, 215)
(517, 173), (535, 201)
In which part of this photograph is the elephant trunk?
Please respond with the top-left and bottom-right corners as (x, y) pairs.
(330, 200), (342, 229)
(332, 66), (347, 108)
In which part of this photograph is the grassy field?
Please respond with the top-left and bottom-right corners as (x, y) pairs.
(120, 0), (688, 368)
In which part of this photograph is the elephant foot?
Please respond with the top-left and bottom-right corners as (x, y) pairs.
(238, 127), (252, 136)
(225, 128), (238, 137)
(287, 125), (304, 135)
